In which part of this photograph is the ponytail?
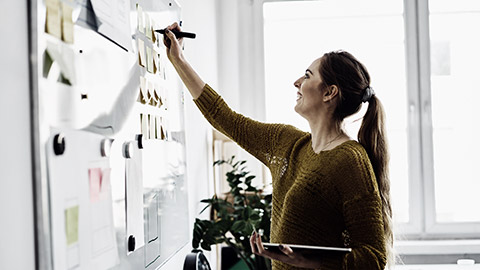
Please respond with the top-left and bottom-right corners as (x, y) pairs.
(319, 50), (395, 267)
(358, 95), (394, 268)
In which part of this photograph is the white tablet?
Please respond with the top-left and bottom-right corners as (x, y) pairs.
(263, 243), (351, 255)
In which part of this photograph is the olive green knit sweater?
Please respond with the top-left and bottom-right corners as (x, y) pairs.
(194, 84), (387, 270)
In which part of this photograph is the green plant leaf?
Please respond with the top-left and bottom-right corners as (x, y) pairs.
(192, 220), (205, 248)
(234, 196), (244, 205)
(250, 213), (260, 221)
(233, 161), (240, 168)
(215, 219), (230, 232)
(244, 222), (254, 235)
(231, 220), (246, 231)
(200, 198), (213, 203)
(204, 234), (216, 245)
(244, 206), (253, 218)
(201, 241), (212, 251)
(197, 158), (273, 257)
(213, 160), (224, 166)
(199, 204), (210, 215)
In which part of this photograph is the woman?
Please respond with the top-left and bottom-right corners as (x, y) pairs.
(163, 23), (393, 269)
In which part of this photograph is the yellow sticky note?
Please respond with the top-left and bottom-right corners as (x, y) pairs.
(153, 51), (157, 74)
(149, 114), (155, 139)
(160, 119), (166, 140)
(140, 76), (147, 103)
(153, 88), (160, 107)
(45, 0), (62, 39)
(146, 47), (153, 73)
(137, 39), (145, 67)
(137, 89), (144, 103)
(140, 114), (146, 135)
(155, 116), (161, 139)
(65, 205), (79, 245)
(136, 4), (144, 33)
(151, 21), (156, 43)
(142, 114), (148, 137)
(61, 2), (74, 43)
(148, 81), (154, 106)
(145, 13), (152, 40)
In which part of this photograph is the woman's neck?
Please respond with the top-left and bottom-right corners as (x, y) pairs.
(309, 118), (346, 153)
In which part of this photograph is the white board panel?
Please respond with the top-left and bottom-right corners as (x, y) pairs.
(33, 0), (190, 269)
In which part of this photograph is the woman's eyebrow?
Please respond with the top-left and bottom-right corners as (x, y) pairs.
(306, 69), (313, 75)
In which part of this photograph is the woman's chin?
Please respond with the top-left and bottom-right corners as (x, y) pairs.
(294, 104), (301, 114)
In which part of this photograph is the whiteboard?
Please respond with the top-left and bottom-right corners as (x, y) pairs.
(32, 0), (190, 269)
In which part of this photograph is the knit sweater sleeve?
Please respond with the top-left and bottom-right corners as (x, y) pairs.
(330, 145), (387, 270)
(193, 84), (285, 166)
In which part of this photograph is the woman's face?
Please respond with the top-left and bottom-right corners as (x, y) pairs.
(293, 58), (325, 118)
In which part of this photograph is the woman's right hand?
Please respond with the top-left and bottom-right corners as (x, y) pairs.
(161, 22), (205, 99)
(163, 22), (184, 65)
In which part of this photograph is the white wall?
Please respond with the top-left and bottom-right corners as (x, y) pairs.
(159, 0), (219, 268)
(214, 0), (268, 189)
(0, 1), (36, 270)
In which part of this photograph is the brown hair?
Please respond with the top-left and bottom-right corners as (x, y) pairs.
(319, 50), (394, 267)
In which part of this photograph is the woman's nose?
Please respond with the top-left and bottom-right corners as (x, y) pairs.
(294, 77), (303, 88)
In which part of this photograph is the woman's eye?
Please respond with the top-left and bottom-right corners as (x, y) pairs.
(304, 74), (309, 79)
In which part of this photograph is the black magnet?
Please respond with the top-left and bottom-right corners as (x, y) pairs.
(128, 235), (136, 252)
(122, 142), (133, 159)
(53, 133), (65, 156)
(101, 139), (112, 157)
(136, 134), (143, 149)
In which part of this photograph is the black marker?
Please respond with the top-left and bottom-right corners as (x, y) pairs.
(155, 29), (196, 39)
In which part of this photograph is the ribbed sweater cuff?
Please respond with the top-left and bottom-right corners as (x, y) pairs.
(193, 83), (219, 112)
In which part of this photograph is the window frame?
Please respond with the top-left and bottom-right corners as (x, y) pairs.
(255, 0), (480, 240)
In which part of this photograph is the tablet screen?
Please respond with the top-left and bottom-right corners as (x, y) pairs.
(263, 243), (351, 255)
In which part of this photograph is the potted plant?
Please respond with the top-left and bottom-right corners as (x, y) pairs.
(192, 156), (272, 270)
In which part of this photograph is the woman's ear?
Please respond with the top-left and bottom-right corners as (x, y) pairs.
(323, 85), (339, 102)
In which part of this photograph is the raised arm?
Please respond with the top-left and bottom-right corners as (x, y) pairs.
(163, 22), (204, 99)
(163, 22), (296, 166)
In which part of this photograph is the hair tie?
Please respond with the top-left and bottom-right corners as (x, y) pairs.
(362, 86), (375, 103)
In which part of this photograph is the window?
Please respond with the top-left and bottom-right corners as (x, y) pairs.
(262, 0), (480, 239)
(427, 0), (480, 231)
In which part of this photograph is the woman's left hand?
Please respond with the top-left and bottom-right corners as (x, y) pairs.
(249, 232), (320, 268)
